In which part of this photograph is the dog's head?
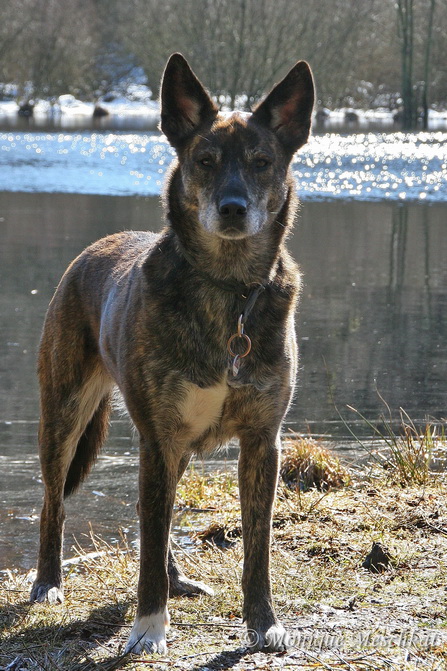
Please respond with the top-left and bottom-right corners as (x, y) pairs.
(160, 54), (314, 241)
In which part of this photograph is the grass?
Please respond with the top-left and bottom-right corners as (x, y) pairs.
(345, 401), (446, 486)
(281, 435), (350, 491)
(1, 428), (447, 670)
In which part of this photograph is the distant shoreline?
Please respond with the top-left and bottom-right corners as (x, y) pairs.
(1, 97), (447, 133)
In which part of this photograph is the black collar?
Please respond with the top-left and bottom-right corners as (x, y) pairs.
(177, 242), (268, 309)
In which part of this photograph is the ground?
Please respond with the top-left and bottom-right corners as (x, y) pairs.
(1, 454), (447, 671)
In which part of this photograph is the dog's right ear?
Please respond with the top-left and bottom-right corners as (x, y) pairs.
(160, 53), (218, 149)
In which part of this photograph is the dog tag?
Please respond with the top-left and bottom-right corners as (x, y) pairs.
(232, 355), (241, 377)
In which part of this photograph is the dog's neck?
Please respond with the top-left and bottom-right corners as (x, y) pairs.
(174, 240), (263, 295)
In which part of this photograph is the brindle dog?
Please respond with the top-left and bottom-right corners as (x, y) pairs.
(30, 54), (314, 654)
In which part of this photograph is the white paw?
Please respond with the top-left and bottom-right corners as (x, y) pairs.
(264, 622), (288, 652)
(245, 622), (288, 652)
(124, 608), (170, 654)
(30, 583), (64, 604)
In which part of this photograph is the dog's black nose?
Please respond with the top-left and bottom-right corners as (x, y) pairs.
(218, 197), (247, 219)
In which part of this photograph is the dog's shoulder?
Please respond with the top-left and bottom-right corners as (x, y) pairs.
(63, 230), (161, 279)
(83, 230), (160, 260)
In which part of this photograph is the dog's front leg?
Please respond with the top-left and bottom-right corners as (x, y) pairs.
(238, 430), (287, 652)
(125, 438), (179, 655)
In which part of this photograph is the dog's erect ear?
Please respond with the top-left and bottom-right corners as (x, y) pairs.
(251, 61), (315, 155)
(160, 53), (218, 148)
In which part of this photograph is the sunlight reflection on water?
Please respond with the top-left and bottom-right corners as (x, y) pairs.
(295, 132), (447, 201)
(1, 130), (446, 201)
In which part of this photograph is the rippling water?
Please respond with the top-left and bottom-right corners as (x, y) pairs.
(296, 132), (447, 201)
(1, 130), (446, 201)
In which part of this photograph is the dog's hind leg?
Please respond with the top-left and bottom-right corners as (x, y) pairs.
(168, 548), (214, 598)
(238, 429), (287, 652)
(168, 455), (214, 598)
(31, 352), (113, 604)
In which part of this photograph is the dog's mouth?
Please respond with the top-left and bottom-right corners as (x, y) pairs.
(217, 225), (249, 240)
(199, 204), (259, 239)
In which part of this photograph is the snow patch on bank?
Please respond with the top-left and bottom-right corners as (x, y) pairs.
(0, 92), (160, 125)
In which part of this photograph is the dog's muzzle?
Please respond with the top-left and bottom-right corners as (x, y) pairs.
(218, 196), (248, 236)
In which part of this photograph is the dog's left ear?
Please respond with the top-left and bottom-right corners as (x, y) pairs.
(252, 61), (315, 155)
(160, 53), (218, 149)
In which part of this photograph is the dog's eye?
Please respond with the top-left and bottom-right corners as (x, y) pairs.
(198, 156), (214, 168)
(254, 157), (271, 170)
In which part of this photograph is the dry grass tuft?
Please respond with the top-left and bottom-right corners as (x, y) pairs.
(194, 520), (241, 548)
(346, 403), (447, 487)
(176, 465), (238, 511)
(280, 436), (350, 491)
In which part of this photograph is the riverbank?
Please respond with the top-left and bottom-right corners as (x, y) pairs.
(1, 97), (447, 133)
(2, 445), (447, 671)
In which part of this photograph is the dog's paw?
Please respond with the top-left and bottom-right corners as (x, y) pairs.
(245, 622), (287, 653)
(169, 575), (214, 598)
(30, 582), (64, 604)
(263, 622), (288, 652)
(124, 608), (170, 655)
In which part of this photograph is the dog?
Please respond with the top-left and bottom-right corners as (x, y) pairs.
(30, 53), (314, 654)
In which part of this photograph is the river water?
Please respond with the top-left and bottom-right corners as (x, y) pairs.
(1, 130), (446, 201)
(0, 129), (446, 570)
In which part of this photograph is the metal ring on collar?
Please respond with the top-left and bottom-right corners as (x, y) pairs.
(227, 333), (252, 358)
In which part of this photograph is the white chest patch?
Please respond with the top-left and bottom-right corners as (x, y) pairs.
(179, 381), (228, 439)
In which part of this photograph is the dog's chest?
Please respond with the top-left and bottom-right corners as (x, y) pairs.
(179, 380), (228, 439)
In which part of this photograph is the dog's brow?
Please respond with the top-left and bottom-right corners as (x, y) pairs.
(245, 148), (273, 160)
(194, 143), (222, 160)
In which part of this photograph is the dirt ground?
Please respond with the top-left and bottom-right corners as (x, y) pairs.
(1, 454), (447, 671)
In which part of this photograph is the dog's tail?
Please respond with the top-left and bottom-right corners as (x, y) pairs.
(64, 394), (112, 498)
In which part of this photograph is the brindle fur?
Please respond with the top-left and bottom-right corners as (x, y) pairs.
(30, 54), (314, 654)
